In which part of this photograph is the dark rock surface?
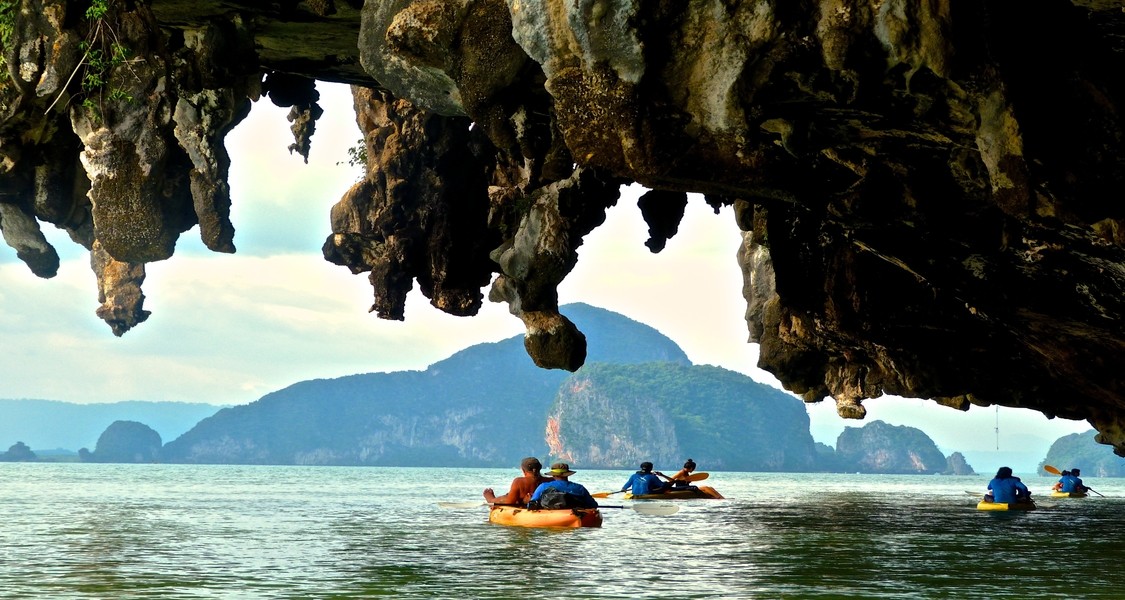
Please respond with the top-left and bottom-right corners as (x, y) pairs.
(84, 420), (162, 463)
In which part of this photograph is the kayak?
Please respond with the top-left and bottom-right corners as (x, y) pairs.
(1051, 491), (1088, 498)
(625, 485), (724, 500)
(488, 505), (602, 528)
(976, 500), (1037, 511)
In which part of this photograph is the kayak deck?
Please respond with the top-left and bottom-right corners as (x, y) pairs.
(488, 505), (602, 528)
(625, 485), (724, 500)
(1050, 491), (1088, 498)
(976, 500), (1037, 511)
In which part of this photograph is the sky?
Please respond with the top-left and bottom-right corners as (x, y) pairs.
(0, 83), (1094, 472)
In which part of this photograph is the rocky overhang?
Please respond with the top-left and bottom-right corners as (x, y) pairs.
(1, 1), (1122, 453)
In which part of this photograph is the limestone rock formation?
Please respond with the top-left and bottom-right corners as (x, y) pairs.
(0, 441), (37, 462)
(2, 2), (1124, 453)
(83, 420), (162, 463)
(943, 451), (975, 476)
(834, 420), (949, 474)
(546, 362), (820, 471)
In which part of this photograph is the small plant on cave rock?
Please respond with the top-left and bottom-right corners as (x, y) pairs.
(47, 0), (140, 121)
(0, 0), (17, 83)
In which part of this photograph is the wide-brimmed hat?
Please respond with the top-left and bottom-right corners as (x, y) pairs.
(546, 462), (576, 477)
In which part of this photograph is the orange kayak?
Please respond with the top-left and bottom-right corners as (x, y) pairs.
(625, 485), (724, 500)
(488, 505), (603, 528)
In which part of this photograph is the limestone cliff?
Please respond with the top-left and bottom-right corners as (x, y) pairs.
(545, 362), (820, 471)
(2, 2), (1124, 453)
(834, 420), (949, 474)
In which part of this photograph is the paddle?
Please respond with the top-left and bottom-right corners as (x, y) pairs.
(659, 472), (709, 483)
(591, 490), (625, 499)
(437, 501), (679, 515)
(1043, 465), (1106, 497)
(603, 503), (679, 516)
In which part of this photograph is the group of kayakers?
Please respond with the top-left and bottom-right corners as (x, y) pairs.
(482, 457), (701, 509)
(620, 458), (699, 496)
(985, 465), (1089, 504)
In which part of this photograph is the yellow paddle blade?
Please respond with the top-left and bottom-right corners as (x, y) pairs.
(1044, 465), (1062, 475)
(592, 490), (623, 499)
(686, 472), (709, 482)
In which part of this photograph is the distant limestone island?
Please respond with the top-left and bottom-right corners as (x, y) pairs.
(1041, 429), (1125, 477)
(0, 303), (1037, 475)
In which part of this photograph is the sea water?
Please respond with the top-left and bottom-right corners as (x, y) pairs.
(1, 463), (1122, 599)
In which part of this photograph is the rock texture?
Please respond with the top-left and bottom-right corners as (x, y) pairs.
(943, 451), (975, 476)
(82, 420), (162, 463)
(546, 362), (820, 471)
(2, 2), (1124, 452)
(834, 420), (949, 474)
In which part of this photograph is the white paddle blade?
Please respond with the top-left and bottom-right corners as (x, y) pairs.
(631, 503), (679, 516)
(438, 501), (486, 509)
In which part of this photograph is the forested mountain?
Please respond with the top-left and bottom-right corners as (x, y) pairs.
(158, 304), (974, 471)
(833, 420), (971, 474)
(81, 421), (163, 464)
(161, 303), (694, 466)
(1042, 430), (1125, 477)
(547, 363), (819, 471)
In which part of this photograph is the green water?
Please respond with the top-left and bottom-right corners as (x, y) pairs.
(1, 464), (1121, 598)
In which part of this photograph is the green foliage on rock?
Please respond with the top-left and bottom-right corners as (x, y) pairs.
(548, 362), (819, 471)
(85, 420), (162, 463)
(834, 420), (951, 474)
(0, 1), (15, 81)
(160, 303), (690, 466)
(1041, 430), (1125, 477)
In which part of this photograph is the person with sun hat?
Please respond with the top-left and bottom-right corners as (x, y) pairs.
(528, 462), (598, 509)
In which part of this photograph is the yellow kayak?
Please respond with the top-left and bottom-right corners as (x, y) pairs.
(488, 505), (602, 528)
(625, 485), (724, 500)
(1050, 491), (1088, 498)
(976, 500), (1037, 511)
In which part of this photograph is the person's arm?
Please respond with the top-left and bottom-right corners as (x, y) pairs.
(659, 468), (687, 482)
(486, 476), (523, 505)
(621, 473), (636, 492)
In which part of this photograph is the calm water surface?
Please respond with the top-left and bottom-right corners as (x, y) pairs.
(2, 464), (1122, 598)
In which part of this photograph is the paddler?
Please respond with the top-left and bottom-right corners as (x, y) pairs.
(483, 457), (551, 506)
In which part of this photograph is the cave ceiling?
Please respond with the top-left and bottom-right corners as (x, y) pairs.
(1, 0), (1124, 453)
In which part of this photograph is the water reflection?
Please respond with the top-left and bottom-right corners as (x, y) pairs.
(2, 465), (1124, 598)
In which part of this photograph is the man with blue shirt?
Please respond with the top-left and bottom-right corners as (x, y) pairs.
(529, 462), (599, 509)
(987, 466), (1031, 503)
(1060, 468), (1089, 494)
(620, 461), (669, 496)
